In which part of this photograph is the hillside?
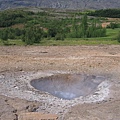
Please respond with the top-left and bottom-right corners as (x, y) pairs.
(0, 0), (120, 10)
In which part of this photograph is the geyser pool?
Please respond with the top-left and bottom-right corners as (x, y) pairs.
(30, 74), (105, 100)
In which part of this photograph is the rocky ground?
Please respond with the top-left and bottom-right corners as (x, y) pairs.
(0, 45), (120, 120)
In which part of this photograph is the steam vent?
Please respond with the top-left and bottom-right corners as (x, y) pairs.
(30, 74), (105, 100)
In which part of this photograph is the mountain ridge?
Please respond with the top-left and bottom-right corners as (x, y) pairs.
(0, 0), (120, 10)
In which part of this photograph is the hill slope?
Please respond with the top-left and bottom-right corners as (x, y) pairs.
(0, 0), (120, 10)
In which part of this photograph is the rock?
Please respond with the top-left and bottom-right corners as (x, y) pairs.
(18, 112), (58, 120)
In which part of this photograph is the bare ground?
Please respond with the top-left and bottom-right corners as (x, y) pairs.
(0, 45), (120, 120)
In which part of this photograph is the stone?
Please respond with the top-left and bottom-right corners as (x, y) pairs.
(18, 112), (58, 120)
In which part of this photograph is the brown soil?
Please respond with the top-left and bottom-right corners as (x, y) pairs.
(11, 24), (25, 29)
(102, 22), (110, 28)
(0, 45), (120, 120)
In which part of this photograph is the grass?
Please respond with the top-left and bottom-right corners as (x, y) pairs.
(106, 28), (120, 37)
(38, 39), (119, 46)
(0, 39), (119, 46)
(0, 39), (25, 46)
(0, 28), (120, 46)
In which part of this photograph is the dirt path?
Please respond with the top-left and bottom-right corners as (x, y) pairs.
(0, 45), (120, 120)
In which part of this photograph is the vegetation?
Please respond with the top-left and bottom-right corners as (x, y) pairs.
(22, 26), (44, 45)
(88, 9), (120, 18)
(0, 8), (120, 45)
(116, 31), (120, 43)
(0, 10), (34, 27)
(107, 22), (120, 29)
(70, 15), (106, 38)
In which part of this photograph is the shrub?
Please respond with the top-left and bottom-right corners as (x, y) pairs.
(107, 22), (119, 29)
(22, 27), (43, 45)
(55, 33), (65, 40)
(0, 29), (8, 41)
(116, 31), (120, 43)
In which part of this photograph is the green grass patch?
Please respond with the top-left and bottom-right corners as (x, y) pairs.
(38, 39), (119, 46)
(0, 39), (25, 46)
(106, 28), (120, 37)
(0, 39), (119, 46)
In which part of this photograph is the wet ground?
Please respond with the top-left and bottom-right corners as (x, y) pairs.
(0, 45), (120, 120)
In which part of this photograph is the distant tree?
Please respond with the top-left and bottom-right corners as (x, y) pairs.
(107, 22), (119, 29)
(86, 19), (106, 38)
(23, 28), (34, 45)
(22, 26), (43, 45)
(8, 32), (15, 39)
(48, 28), (57, 37)
(14, 28), (23, 36)
(71, 16), (78, 38)
(80, 14), (88, 38)
(1, 29), (8, 41)
(33, 27), (43, 43)
(70, 14), (106, 38)
(116, 31), (120, 43)
(88, 9), (120, 18)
